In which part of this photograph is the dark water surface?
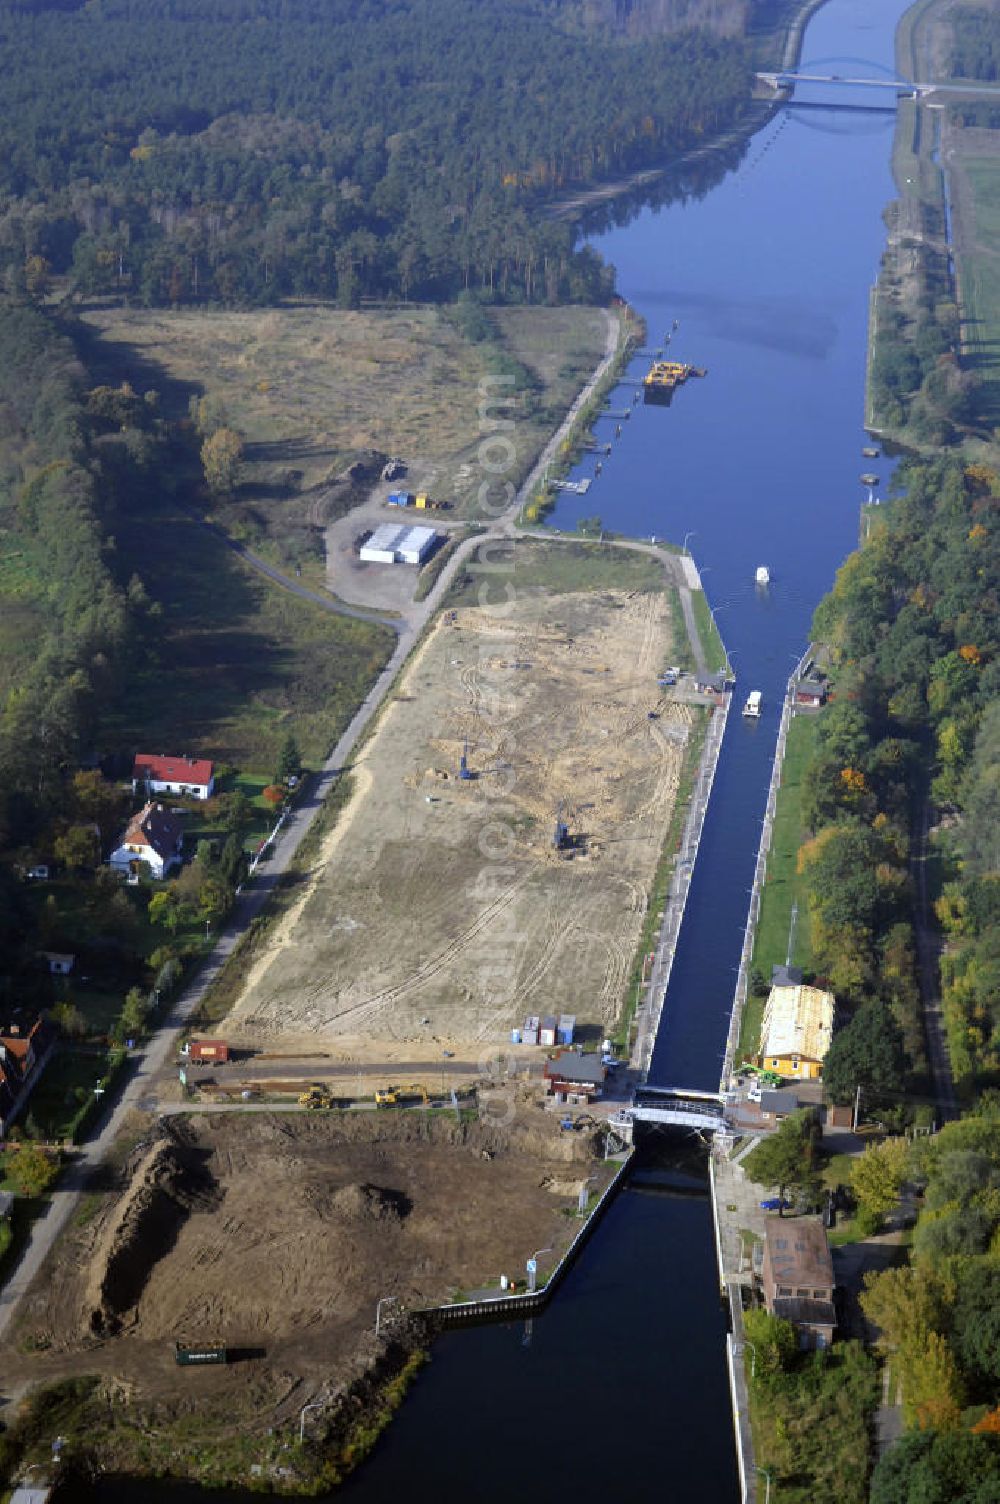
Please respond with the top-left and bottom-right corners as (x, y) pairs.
(85, 2), (912, 1497)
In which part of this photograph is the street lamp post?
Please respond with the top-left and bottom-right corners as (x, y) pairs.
(682, 529), (697, 555)
(526, 1246), (552, 1294)
(743, 1340), (757, 1378)
(756, 1467), (773, 1504)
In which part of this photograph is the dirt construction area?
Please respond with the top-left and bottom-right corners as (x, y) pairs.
(7, 1109), (604, 1481)
(227, 576), (692, 1056)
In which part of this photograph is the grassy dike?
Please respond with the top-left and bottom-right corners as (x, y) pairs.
(737, 714), (818, 1063)
(520, 304), (644, 525)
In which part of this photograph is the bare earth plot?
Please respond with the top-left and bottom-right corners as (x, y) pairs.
(9, 1111), (600, 1485)
(227, 575), (691, 1058)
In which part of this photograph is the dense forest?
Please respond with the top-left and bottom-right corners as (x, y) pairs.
(797, 460), (999, 1101)
(0, 0), (754, 307)
(949, 5), (1000, 81)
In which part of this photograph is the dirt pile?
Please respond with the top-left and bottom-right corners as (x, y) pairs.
(83, 1129), (221, 1339)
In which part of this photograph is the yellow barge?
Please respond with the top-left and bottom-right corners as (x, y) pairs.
(643, 360), (707, 405)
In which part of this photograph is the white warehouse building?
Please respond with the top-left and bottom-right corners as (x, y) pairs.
(359, 523), (438, 565)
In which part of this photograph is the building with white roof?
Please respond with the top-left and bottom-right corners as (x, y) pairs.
(359, 523), (438, 565)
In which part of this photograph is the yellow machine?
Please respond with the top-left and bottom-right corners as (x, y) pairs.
(299, 1084), (333, 1109)
(404, 1083), (430, 1105)
(642, 360), (707, 405)
(375, 1087), (399, 1107)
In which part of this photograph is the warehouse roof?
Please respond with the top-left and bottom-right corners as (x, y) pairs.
(365, 523), (407, 552)
(760, 984), (834, 1064)
(396, 525), (436, 550)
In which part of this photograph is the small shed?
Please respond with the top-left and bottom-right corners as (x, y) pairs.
(543, 1049), (606, 1104)
(771, 963), (803, 989)
(760, 1089), (801, 1120)
(794, 676), (828, 708)
(523, 1015), (540, 1047)
(557, 1013), (576, 1046)
(539, 1014), (558, 1048)
(40, 952), (75, 977)
(188, 1039), (230, 1063)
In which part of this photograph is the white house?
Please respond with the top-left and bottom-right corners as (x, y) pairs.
(108, 802), (184, 880)
(133, 753), (215, 801)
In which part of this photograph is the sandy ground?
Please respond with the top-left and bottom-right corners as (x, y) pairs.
(7, 1111), (602, 1450)
(225, 585), (689, 1055)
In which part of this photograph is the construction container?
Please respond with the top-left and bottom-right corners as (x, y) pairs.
(188, 1040), (229, 1063)
(539, 1015), (557, 1048)
(175, 1344), (228, 1366)
(414, 494), (428, 509)
(522, 1017), (539, 1046)
(511, 1028), (521, 1045)
(557, 1014), (576, 1046)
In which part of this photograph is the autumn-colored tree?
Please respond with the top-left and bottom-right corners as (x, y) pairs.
(850, 1137), (909, 1222)
(201, 426), (244, 494)
(54, 823), (99, 871)
(24, 254), (50, 295)
(262, 784), (286, 806)
(7, 1143), (58, 1197)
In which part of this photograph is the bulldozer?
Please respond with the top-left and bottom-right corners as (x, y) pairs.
(299, 1084), (333, 1110)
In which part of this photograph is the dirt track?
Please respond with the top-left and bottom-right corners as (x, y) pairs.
(226, 585), (689, 1056)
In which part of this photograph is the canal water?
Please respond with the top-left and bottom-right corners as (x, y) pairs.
(84, 1), (913, 1498)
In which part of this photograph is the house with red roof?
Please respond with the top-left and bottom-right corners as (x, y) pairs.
(0, 1011), (56, 1136)
(108, 801), (184, 881)
(133, 753), (215, 801)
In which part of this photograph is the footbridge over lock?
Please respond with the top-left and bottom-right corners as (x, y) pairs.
(610, 1084), (731, 1139)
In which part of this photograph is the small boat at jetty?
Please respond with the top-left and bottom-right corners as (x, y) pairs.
(743, 690), (762, 719)
(860, 472), (879, 486)
(862, 446), (880, 458)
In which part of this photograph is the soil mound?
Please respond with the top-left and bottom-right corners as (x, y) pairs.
(328, 1182), (407, 1223)
(84, 1133), (221, 1338)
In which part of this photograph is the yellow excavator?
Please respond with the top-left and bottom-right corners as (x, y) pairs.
(299, 1084), (333, 1110)
(375, 1087), (399, 1108)
(404, 1082), (430, 1106)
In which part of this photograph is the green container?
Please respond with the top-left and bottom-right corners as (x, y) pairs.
(175, 1344), (228, 1367)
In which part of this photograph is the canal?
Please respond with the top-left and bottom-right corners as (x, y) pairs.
(86, 0), (913, 1498)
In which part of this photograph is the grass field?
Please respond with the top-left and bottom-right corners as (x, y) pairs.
(953, 152), (1000, 431)
(79, 303), (609, 569)
(446, 537), (665, 605)
(691, 589), (729, 674)
(105, 485), (394, 772)
(739, 713), (818, 1060)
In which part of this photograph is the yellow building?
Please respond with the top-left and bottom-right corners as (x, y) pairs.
(758, 984), (834, 1081)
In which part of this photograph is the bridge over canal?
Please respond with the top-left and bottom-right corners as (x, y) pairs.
(611, 1084), (731, 1138)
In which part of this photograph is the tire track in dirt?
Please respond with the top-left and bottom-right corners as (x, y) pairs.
(268, 873), (535, 1033)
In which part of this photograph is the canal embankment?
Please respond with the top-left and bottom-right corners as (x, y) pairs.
(632, 674), (732, 1077)
(720, 646), (812, 1090)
